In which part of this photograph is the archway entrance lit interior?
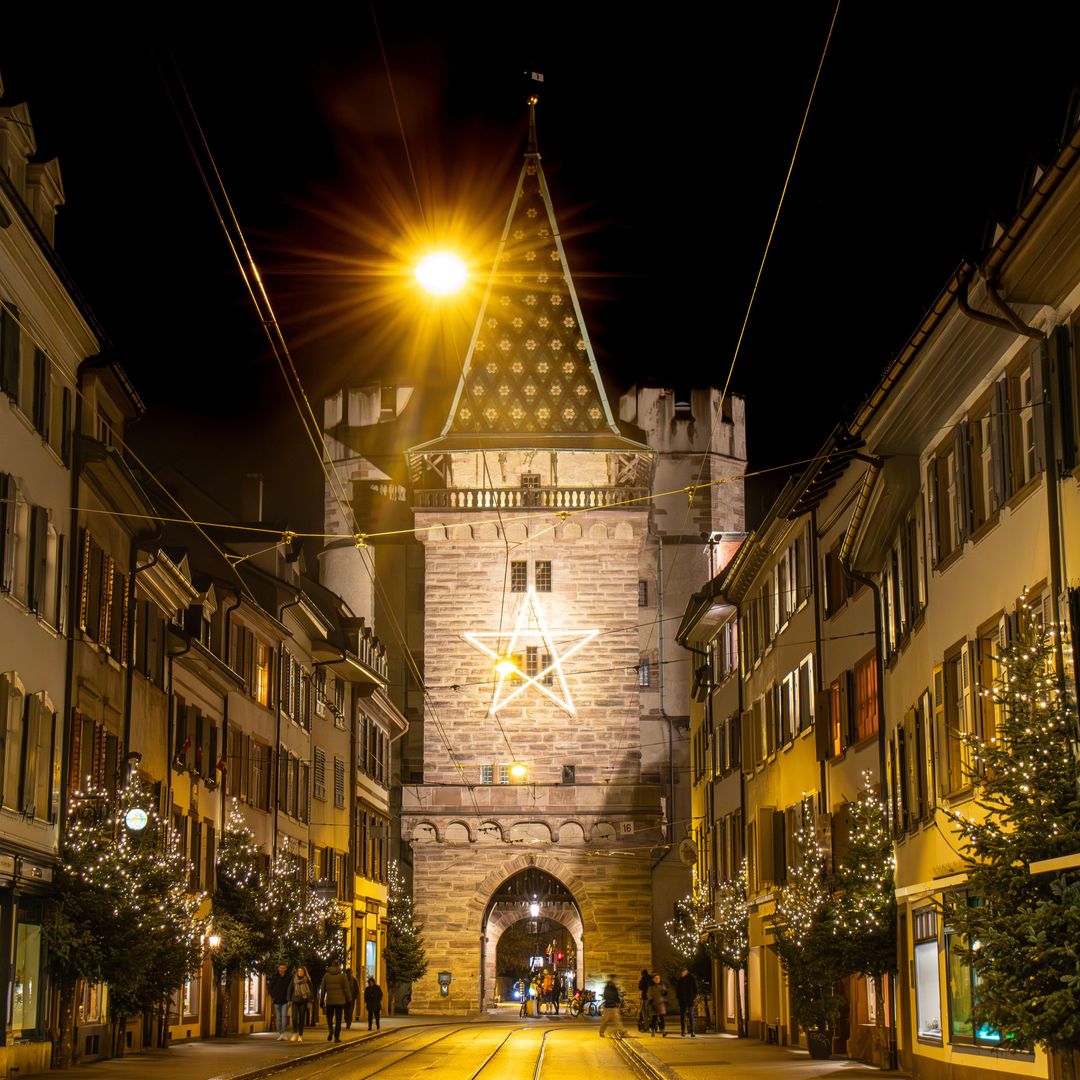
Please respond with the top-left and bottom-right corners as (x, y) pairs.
(481, 867), (583, 1009)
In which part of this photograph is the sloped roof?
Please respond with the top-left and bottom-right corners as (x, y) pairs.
(425, 110), (646, 454)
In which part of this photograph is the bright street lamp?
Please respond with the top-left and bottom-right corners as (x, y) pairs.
(415, 252), (467, 296)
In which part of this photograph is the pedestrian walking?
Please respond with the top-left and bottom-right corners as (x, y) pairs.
(675, 967), (698, 1038)
(646, 972), (668, 1037)
(598, 976), (624, 1038)
(364, 976), (383, 1030)
(637, 968), (651, 1028)
(289, 966), (314, 1042)
(344, 967), (361, 1029)
(267, 962), (291, 1040)
(320, 959), (353, 1042)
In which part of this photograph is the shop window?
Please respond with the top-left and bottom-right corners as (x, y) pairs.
(242, 972), (263, 1017)
(11, 901), (42, 1035)
(78, 980), (106, 1024)
(913, 908), (942, 1039)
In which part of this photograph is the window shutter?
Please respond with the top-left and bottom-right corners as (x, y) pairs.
(925, 460), (940, 568)
(207, 724), (219, 787)
(68, 708), (82, 795)
(0, 304), (19, 398)
(960, 640), (975, 786)
(757, 807), (777, 884)
(740, 711), (753, 773)
(815, 690), (832, 761)
(194, 711), (207, 777)
(838, 670), (853, 750)
(32, 349), (50, 439)
(932, 664), (946, 801)
(1050, 324), (1077, 471)
(952, 421), (973, 543)
(61, 386), (73, 466)
(56, 533), (68, 636)
(29, 506), (48, 614)
(990, 375), (1012, 506)
(241, 733), (252, 800)
(1031, 343), (1049, 475)
(0, 474), (16, 594)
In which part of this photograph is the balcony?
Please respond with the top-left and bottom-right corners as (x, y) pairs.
(414, 485), (649, 511)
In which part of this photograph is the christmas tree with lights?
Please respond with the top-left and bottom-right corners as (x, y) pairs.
(45, 776), (205, 1063)
(832, 776), (896, 1065)
(712, 863), (749, 1036)
(773, 819), (845, 1052)
(213, 801), (341, 991)
(664, 874), (711, 969)
(945, 612), (1080, 1075)
(385, 860), (426, 1013)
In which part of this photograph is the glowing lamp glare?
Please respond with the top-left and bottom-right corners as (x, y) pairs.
(415, 252), (467, 296)
(510, 762), (528, 780)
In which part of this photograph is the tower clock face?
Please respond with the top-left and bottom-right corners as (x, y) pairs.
(125, 808), (149, 831)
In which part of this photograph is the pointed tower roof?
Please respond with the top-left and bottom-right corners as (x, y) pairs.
(411, 104), (648, 456)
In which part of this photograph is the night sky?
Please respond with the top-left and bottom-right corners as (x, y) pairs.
(3, 3), (1079, 535)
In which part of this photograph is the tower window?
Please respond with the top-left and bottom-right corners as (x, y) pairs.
(480, 764), (494, 785)
(510, 561), (528, 592)
(535, 561), (552, 592)
(638, 660), (651, 688)
(638, 580), (648, 607)
(561, 764), (576, 785)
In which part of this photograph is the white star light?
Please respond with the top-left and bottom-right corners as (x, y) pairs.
(463, 588), (597, 716)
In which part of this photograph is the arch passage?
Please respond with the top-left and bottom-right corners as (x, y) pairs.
(480, 867), (584, 1009)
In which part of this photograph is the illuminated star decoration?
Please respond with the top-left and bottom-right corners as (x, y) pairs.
(463, 587), (597, 716)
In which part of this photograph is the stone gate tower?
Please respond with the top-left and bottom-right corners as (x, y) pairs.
(401, 106), (663, 1012)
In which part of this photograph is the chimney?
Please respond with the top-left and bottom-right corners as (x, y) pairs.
(241, 473), (263, 522)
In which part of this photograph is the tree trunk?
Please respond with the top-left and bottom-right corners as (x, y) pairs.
(1050, 1048), (1080, 1080)
(873, 977), (886, 1069)
(54, 976), (76, 1068)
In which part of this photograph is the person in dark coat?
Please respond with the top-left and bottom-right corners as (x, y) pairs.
(267, 963), (291, 1039)
(364, 976), (384, 1031)
(344, 967), (361, 1028)
(320, 960), (353, 1042)
(637, 968), (651, 1027)
(675, 967), (698, 1037)
(646, 972), (668, 1036)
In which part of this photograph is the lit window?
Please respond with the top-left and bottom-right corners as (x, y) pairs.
(535, 561), (552, 592)
(510, 561), (528, 593)
(913, 909), (942, 1039)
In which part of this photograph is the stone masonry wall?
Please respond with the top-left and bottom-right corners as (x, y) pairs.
(405, 845), (653, 1013)
(415, 506), (649, 785)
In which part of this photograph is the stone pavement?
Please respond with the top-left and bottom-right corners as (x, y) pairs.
(622, 1029), (911, 1079)
(21, 1016), (450, 1080)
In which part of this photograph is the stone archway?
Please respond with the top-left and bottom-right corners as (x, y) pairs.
(475, 858), (594, 1011)
(484, 905), (585, 1007)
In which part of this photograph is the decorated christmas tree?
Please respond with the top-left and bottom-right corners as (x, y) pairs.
(385, 860), (427, 1012)
(45, 776), (204, 1063)
(831, 776), (896, 1065)
(945, 612), (1080, 1075)
(712, 863), (749, 1036)
(773, 820), (845, 1052)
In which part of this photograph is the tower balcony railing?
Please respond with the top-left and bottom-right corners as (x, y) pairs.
(414, 485), (649, 511)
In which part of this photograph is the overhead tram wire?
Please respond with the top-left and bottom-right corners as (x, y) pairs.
(603, 0), (844, 778)
(156, 55), (492, 827)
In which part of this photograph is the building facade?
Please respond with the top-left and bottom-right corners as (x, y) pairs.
(0, 84), (82, 1078)
(842, 112), (1080, 1080)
